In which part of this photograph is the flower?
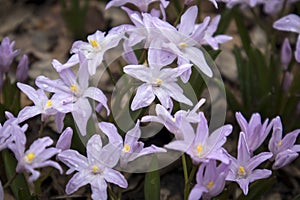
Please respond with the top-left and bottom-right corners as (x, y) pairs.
(106, 0), (169, 12)
(98, 120), (166, 169)
(12, 137), (62, 182)
(56, 127), (73, 151)
(281, 38), (292, 70)
(235, 112), (273, 155)
(57, 134), (128, 200)
(226, 132), (272, 195)
(0, 111), (27, 152)
(273, 14), (300, 62)
(189, 160), (230, 200)
(268, 116), (300, 169)
(70, 30), (124, 75)
(124, 58), (192, 110)
(165, 112), (232, 164)
(0, 37), (20, 73)
(141, 98), (206, 139)
(16, 54), (29, 82)
(35, 53), (109, 136)
(17, 82), (70, 124)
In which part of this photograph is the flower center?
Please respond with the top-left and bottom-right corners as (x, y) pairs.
(206, 181), (214, 191)
(25, 152), (35, 163)
(91, 165), (100, 174)
(90, 39), (99, 48)
(123, 144), (131, 153)
(155, 78), (163, 86)
(45, 100), (52, 108)
(277, 140), (282, 147)
(196, 144), (203, 154)
(70, 84), (78, 93)
(179, 42), (187, 48)
(238, 166), (246, 177)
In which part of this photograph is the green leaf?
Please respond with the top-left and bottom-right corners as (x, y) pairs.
(237, 176), (276, 200)
(2, 150), (31, 199)
(144, 156), (160, 200)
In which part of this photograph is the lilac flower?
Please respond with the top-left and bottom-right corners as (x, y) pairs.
(12, 137), (62, 182)
(123, 60), (193, 110)
(273, 14), (300, 62)
(0, 37), (20, 73)
(281, 38), (292, 70)
(220, 0), (260, 8)
(0, 111), (27, 152)
(226, 132), (272, 195)
(56, 127), (73, 151)
(17, 82), (70, 123)
(106, 0), (169, 13)
(189, 160), (230, 200)
(70, 30), (124, 75)
(141, 98), (206, 139)
(268, 116), (300, 169)
(165, 112), (232, 164)
(200, 15), (232, 50)
(235, 112), (273, 155)
(262, 0), (299, 15)
(98, 120), (166, 168)
(185, 0), (218, 8)
(36, 53), (109, 136)
(158, 6), (214, 78)
(57, 135), (128, 200)
(16, 54), (29, 82)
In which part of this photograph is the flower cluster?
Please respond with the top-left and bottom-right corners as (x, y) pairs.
(0, 0), (300, 199)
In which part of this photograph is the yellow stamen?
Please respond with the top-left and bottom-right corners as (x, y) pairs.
(171, 117), (176, 122)
(143, 60), (148, 66)
(123, 144), (131, 152)
(277, 140), (282, 147)
(155, 78), (163, 86)
(206, 181), (214, 191)
(25, 152), (35, 163)
(92, 165), (100, 173)
(90, 39), (99, 48)
(238, 166), (246, 176)
(70, 84), (78, 92)
(46, 100), (52, 107)
(196, 144), (203, 154)
(179, 42), (187, 48)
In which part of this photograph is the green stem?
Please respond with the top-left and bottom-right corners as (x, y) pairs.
(3, 172), (17, 189)
(182, 154), (189, 184)
(108, 184), (118, 200)
(182, 155), (198, 200)
(38, 121), (45, 138)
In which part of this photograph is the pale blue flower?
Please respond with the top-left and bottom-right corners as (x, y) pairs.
(98, 120), (166, 168)
(235, 112), (273, 155)
(12, 137), (62, 182)
(16, 54), (29, 82)
(58, 135), (128, 200)
(165, 112), (232, 164)
(123, 59), (193, 110)
(189, 160), (230, 200)
(70, 30), (124, 75)
(141, 98), (205, 140)
(36, 53), (109, 136)
(268, 116), (300, 169)
(56, 127), (73, 151)
(0, 37), (20, 73)
(226, 132), (272, 195)
(273, 14), (300, 62)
